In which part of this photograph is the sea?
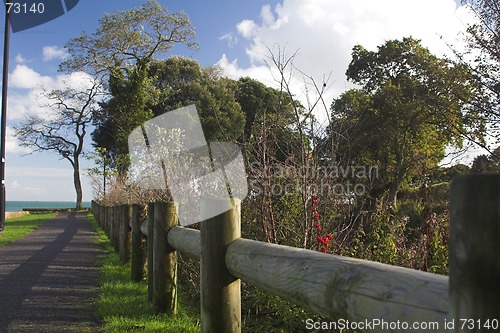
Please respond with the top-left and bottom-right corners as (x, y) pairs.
(6, 201), (91, 212)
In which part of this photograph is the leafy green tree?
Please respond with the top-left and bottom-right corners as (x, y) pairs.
(235, 77), (268, 143)
(433, 164), (470, 183)
(60, 0), (197, 77)
(147, 57), (245, 142)
(235, 77), (302, 161)
(331, 37), (481, 207)
(458, 0), (499, 138)
(471, 146), (500, 173)
(92, 61), (155, 172)
(60, 0), (197, 173)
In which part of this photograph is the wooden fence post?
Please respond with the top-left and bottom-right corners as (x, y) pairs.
(153, 202), (178, 314)
(108, 206), (114, 245)
(101, 204), (105, 229)
(119, 204), (131, 263)
(95, 202), (100, 226)
(114, 206), (120, 252)
(131, 204), (146, 281)
(450, 174), (500, 331)
(94, 202), (100, 226)
(147, 202), (154, 303)
(104, 206), (109, 235)
(201, 198), (241, 333)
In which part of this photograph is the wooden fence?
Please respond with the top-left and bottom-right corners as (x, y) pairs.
(91, 175), (500, 333)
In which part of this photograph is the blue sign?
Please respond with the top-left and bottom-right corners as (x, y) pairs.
(4, 0), (80, 33)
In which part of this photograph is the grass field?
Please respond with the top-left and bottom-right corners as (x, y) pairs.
(0, 213), (57, 247)
(87, 213), (200, 333)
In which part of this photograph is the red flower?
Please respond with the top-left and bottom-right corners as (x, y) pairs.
(312, 193), (329, 254)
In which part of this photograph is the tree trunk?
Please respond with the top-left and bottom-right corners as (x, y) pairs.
(387, 184), (398, 210)
(73, 157), (83, 210)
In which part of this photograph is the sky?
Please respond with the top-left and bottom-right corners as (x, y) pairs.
(1, 0), (481, 202)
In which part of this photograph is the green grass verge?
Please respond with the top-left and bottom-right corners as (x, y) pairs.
(0, 213), (57, 247)
(87, 213), (200, 333)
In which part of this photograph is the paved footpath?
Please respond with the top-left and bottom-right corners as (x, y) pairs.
(0, 213), (104, 333)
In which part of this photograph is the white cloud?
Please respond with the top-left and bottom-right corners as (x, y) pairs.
(217, 54), (271, 82)
(220, 33), (238, 48)
(260, 5), (276, 26)
(10, 64), (53, 89)
(5, 126), (30, 154)
(42, 45), (68, 62)
(15, 54), (27, 64)
(218, 0), (477, 120)
(236, 20), (258, 39)
(7, 64), (98, 121)
(7, 178), (46, 199)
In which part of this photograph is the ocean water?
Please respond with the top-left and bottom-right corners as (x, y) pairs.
(6, 201), (91, 212)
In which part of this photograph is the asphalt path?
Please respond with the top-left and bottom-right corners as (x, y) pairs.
(0, 212), (103, 333)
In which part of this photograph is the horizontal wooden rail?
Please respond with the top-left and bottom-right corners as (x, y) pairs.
(167, 226), (201, 258)
(140, 219), (148, 236)
(140, 221), (201, 258)
(225, 238), (448, 332)
(162, 222), (450, 326)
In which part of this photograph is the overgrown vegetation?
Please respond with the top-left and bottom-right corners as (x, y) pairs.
(0, 213), (57, 247)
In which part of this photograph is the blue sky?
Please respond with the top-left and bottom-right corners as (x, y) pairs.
(2, 0), (480, 202)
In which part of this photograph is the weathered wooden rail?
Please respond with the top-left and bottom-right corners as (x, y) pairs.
(91, 174), (500, 333)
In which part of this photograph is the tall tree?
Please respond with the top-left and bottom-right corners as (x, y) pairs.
(459, 0), (500, 139)
(15, 80), (103, 210)
(332, 37), (481, 207)
(60, 0), (197, 172)
(91, 61), (155, 172)
(60, 0), (197, 77)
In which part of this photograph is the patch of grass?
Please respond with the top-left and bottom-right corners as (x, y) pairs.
(0, 213), (57, 247)
(87, 213), (200, 333)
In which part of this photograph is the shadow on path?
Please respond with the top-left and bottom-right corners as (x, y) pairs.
(0, 213), (104, 333)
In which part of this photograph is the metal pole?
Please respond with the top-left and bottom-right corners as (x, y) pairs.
(0, 7), (10, 233)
